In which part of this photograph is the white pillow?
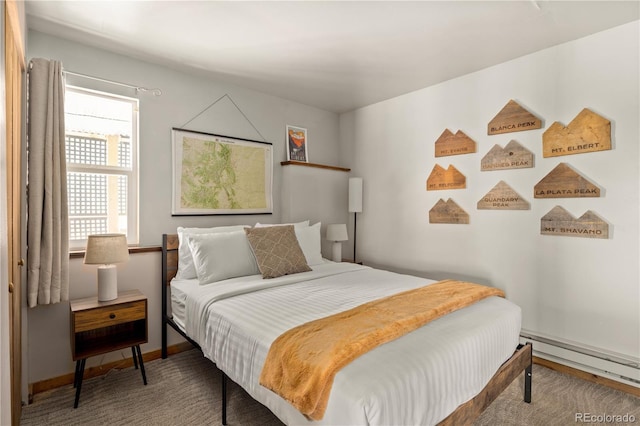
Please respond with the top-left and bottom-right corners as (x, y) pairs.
(295, 222), (323, 266)
(188, 231), (260, 285)
(176, 225), (248, 280)
(255, 220), (310, 229)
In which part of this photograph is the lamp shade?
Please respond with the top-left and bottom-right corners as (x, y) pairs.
(326, 224), (348, 242)
(349, 177), (363, 213)
(84, 234), (130, 265)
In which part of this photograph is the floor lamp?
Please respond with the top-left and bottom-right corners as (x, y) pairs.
(349, 177), (363, 263)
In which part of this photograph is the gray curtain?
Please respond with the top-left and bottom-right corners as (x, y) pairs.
(27, 58), (69, 307)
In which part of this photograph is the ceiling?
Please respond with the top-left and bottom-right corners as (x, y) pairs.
(25, 1), (639, 114)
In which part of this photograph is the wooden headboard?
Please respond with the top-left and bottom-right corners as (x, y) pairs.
(161, 233), (182, 358)
(162, 234), (179, 287)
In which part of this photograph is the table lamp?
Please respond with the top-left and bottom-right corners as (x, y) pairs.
(326, 224), (348, 262)
(84, 234), (130, 301)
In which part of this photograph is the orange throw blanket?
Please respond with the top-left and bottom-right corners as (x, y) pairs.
(259, 280), (504, 420)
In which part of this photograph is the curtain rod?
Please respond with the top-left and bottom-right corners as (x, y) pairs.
(63, 70), (162, 96)
(27, 60), (161, 96)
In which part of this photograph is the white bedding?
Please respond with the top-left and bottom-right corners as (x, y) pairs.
(172, 262), (521, 425)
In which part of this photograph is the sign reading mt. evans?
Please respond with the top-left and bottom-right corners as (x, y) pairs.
(434, 129), (477, 157)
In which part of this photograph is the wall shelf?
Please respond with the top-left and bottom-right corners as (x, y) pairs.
(281, 161), (350, 172)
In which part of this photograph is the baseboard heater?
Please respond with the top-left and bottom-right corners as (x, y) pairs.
(520, 329), (640, 387)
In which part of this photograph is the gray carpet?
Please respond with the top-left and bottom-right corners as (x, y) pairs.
(21, 349), (639, 425)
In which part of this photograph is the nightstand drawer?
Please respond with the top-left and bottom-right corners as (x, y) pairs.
(74, 301), (146, 333)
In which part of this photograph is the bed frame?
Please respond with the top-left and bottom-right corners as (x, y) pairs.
(160, 233), (532, 425)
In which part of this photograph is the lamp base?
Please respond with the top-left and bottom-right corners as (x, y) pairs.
(332, 242), (342, 263)
(97, 265), (118, 301)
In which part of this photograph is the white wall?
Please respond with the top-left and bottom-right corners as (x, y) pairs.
(28, 30), (342, 247)
(340, 22), (639, 366)
(26, 31), (343, 384)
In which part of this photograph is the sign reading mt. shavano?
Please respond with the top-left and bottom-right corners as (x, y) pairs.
(434, 129), (476, 157)
(534, 163), (600, 199)
(487, 99), (542, 135)
(541, 206), (608, 239)
(542, 108), (611, 158)
(481, 140), (534, 171)
(477, 181), (529, 210)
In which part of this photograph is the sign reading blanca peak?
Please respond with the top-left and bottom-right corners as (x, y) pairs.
(487, 100), (542, 135)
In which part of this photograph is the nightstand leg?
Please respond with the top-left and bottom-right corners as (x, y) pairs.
(135, 345), (147, 385)
(74, 358), (86, 408)
(132, 347), (139, 370)
(73, 360), (81, 388)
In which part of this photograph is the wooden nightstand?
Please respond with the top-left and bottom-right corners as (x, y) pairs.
(70, 289), (148, 408)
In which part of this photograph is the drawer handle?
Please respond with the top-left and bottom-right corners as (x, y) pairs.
(109, 313), (116, 319)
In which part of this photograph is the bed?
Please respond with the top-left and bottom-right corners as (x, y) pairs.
(160, 223), (532, 425)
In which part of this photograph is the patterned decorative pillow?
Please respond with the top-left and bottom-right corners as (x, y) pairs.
(245, 225), (312, 279)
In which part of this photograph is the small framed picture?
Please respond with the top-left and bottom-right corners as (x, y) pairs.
(286, 125), (308, 162)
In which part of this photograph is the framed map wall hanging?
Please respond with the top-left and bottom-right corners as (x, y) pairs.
(172, 128), (273, 215)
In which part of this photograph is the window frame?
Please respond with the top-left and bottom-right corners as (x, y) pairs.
(65, 85), (139, 250)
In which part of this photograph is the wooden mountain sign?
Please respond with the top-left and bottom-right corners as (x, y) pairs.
(426, 164), (466, 191)
(487, 100), (542, 135)
(429, 198), (469, 224)
(435, 129), (477, 157)
(481, 140), (534, 171)
(541, 206), (608, 239)
(534, 163), (600, 198)
(477, 181), (530, 210)
(542, 108), (611, 158)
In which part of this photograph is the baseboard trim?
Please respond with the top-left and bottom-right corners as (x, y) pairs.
(533, 356), (640, 397)
(28, 343), (638, 403)
(28, 342), (194, 403)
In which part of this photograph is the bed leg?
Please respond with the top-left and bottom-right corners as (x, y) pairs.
(222, 372), (228, 425)
(161, 317), (167, 359)
(162, 235), (168, 360)
(524, 343), (532, 403)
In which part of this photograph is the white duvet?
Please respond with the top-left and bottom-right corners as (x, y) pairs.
(175, 262), (521, 425)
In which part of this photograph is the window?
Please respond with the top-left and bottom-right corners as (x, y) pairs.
(64, 86), (138, 249)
